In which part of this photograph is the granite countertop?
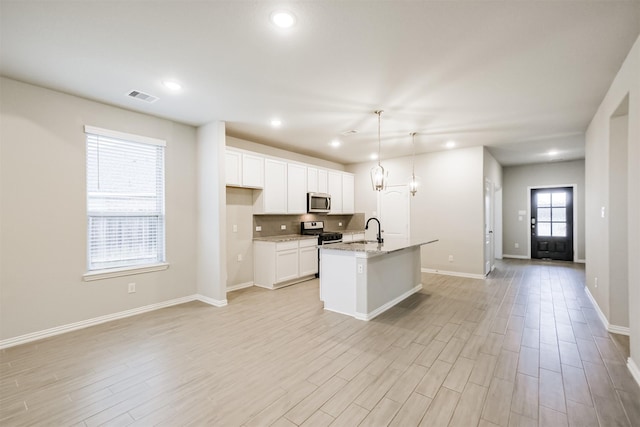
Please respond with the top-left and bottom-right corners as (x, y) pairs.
(321, 239), (439, 256)
(253, 234), (318, 242)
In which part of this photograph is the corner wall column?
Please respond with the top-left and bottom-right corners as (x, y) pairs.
(196, 121), (227, 305)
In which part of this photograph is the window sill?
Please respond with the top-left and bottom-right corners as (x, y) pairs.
(83, 263), (169, 282)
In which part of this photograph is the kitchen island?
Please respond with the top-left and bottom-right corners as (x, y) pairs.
(319, 239), (438, 320)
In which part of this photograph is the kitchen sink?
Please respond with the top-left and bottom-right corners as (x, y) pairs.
(345, 240), (379, 244)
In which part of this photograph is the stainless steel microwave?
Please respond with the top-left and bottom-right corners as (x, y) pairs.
(307, 192), (331, 213)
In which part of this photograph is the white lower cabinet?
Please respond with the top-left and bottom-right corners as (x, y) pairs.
(254, 238), (318, 289)
(276, 248), (299, 283)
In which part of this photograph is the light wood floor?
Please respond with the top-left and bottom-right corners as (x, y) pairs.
(1, 259), (639, 426)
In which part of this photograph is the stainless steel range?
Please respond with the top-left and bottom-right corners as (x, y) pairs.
(301, 221), (342, 277)
(300, 221), (342, 245)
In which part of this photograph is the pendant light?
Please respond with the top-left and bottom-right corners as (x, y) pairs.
(409, 132), (418, 196)
(370, 110), (388, 191)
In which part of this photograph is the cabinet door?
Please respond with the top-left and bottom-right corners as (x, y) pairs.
(287, 163), (307, 214)
(307, 167), (318, 193)
(242, 153), (264, 188)
(264, 159), (287, 213)
(299, 246), (318, 276)
(225, 150), (242, 186)
(327, 172), (343, 214)
(342, 173), (355, 214)
(318, 169), (328, 194)
(276, 249), (299, 283)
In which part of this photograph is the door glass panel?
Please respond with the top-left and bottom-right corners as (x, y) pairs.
(537, 193), (551, 207)
(552, 208), (566, 222)
(552, 192), (566, 207)
(537, 208), (551, 221)
(538, 223), (551, 236)
(552, 223), (567, 237)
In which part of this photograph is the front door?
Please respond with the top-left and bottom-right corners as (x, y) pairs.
(531, 187), (573, 261)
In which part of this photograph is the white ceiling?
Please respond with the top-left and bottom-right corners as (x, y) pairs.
(1, 1), (638, 166)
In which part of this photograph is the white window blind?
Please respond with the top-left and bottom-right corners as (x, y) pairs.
(85, 126), (166, 271)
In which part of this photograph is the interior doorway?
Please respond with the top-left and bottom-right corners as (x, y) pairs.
(377, 185), (410, 243)
(530, 187), (574, 261)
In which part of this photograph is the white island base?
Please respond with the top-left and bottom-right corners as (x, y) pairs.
(320, 242), (428, 321)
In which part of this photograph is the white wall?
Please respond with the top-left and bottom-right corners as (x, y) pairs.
(348, 146), (486, 276)
(585, 34), (640, 380)
(0, 78), (199, 341)
(609, 114), (629, 329)
(502, 160), (586, 260)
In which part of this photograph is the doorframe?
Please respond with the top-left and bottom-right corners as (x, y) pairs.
(527, 184), (578, 262)
(484, 178), (495, 275)
(377, 184), (411, 240)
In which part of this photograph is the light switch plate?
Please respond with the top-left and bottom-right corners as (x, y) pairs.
(256, 226), (262, 232)
(281, 225), (286, 230)
(232, 224), (238, 232)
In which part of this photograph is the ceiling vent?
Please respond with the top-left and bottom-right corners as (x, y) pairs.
(341, 129), (359, 136)
(126, 90), (159, 103)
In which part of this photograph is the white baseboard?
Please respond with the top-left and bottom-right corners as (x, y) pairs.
(584, 287), (630, 336)
(227, 281), (254, 292)
(421, 268), (486, 280)
(576, 259), (586, 264)
(502, 254), (529, 260)
(608, 324), (631, 336)
(195, 294), (228, 307)
(0, 293), (227, 350)
(355, 284), (423, 321)
(628, 357), (640, 388)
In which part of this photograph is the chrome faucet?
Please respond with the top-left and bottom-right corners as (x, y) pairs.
(365, 217), (383, 244)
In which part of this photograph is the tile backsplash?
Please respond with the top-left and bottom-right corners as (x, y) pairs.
(253, 213), (365, 238)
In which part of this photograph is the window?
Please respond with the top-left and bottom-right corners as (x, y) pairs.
(85, 126), (166, 274)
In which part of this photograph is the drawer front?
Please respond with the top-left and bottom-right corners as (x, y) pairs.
(298, 238), (318, 248)
(276, 240), (299, 251)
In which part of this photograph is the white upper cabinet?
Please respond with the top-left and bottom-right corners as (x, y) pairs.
(342, 173), (355, 214)
(225, 150), (242, 186)
(242, 153), (264, 188)
(254, 158), (287, 214)
(318, 169), (328, 194)
(287, 163), (307, 214)
(328, 171), (343, 214)
(307, 167), (318, 193)
(225, 149), (264, 189)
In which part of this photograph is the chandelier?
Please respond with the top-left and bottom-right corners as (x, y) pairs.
(409, 132), (418, 196)
(370, 110), (388, 191)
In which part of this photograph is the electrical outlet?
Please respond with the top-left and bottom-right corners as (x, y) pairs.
(357, 264), (363, 274)
(256, 226), (262, 232)
(128, 283), (136, 293)
(448, 255), (454, 262)
(237, 254), (242, 262)
(595, 277), (598, 288)
(281, 225), (286, 230)
(515, 242), (519, 249)
(232, 224), (238, 232)
(338, 222), (343, 227)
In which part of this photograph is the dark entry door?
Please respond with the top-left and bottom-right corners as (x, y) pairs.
(531, 187), (573, 261)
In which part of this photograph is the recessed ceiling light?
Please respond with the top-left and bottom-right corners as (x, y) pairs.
(329, 140), (341, 148)
(548, 150), (559, 156)
(271, 119), (282, 128)
(271, 11), (296, 28)
(162, 80), (182, 91)
(446, 140), (456, 149)
(370, 153), (378, 160)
